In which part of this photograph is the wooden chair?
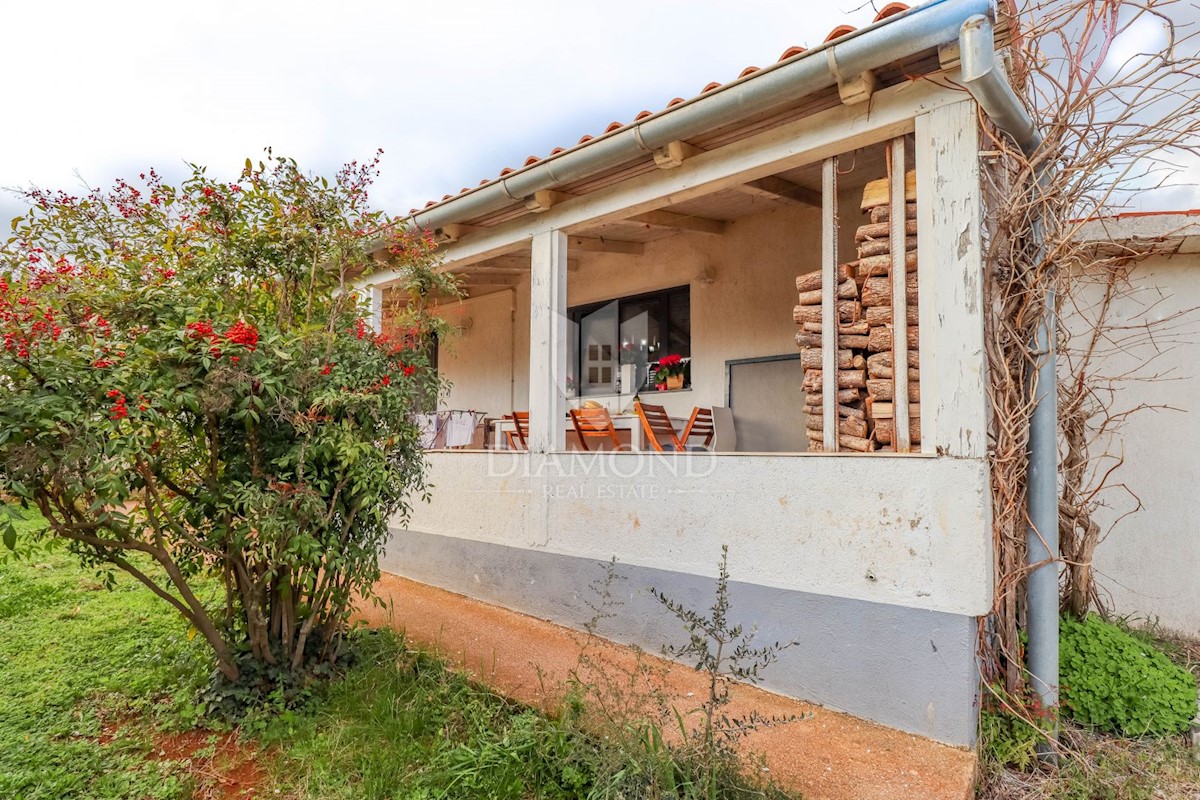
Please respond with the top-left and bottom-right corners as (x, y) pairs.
(634, 401), (684, 452)
(504, 412), (529, 451)
(569, 407), (623, 451)
(682, 406), (716, 450)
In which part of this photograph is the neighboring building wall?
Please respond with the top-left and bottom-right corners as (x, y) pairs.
(1080, 253), (1200, 635)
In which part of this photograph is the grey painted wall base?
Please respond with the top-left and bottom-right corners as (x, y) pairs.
(381, 528), (980, 747)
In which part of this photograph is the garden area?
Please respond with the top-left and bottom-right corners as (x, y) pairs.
(4, 501), (1200, 800)
(0, 505), (801, 800)
(2, 154), (1200, 800)
(0, 156), (802, 800)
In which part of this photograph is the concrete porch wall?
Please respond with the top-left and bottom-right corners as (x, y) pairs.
(382, 448), (992, 746)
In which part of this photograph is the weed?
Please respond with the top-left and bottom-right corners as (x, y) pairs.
(652, 546), (807, 759)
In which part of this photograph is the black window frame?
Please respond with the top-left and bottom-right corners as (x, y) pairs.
(567, 284), (691, 397)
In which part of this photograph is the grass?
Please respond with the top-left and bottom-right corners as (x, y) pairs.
(976, 616), (1200, 800)
(0, 506), (211, 800)
(9, 500), (1200, 800)
(977, 722), (1200, 800)
(0, 505), (789, 800)
(258, 633), (607, 799)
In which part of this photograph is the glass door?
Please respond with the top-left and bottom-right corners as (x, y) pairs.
(578, 301), (619, 396)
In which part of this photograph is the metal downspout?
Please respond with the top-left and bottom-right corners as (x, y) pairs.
(959, 14), (1059, 751)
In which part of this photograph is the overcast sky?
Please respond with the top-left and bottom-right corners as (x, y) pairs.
(3, 1), (1196, 226)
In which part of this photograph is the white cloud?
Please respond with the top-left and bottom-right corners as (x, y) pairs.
(3, 0), (1197, 223)
(0, 0), (883, 221)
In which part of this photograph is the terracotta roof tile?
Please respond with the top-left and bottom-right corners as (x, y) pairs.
(874, 2), (910, 21)
(416, 5), (912, 218)
(824, 24), (857, 42)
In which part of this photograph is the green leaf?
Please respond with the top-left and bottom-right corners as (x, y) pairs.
(1, 517), (16, 550)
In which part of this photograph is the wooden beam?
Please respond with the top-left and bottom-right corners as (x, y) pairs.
(453, 269), (526, 278)
(461, 276), (523, 288)
(837, 70), (878, 105)
(567, 236), (644, 255)
(889, 136), (912, 454)
(916, 98), (986, 458)
(435, 223), (482, 244)
(821, 157), (838, 453)
(525, 189), (576, 213)
(653, 140), (704, 169)
(627, 210), (726, 235)
(461, 285), (521, 299)
(464, 255), (578, 273)
(735, 176), (822, 208)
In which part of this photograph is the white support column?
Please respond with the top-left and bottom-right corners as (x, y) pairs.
(367, 284), (385, 334)
(889, 137), (912, 453)
(528, 230), (569, 452)
(820, 157), (839, 452)
(915, 99), (986, 458)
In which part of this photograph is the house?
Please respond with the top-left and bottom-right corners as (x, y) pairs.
(358, 0), (1017, 748)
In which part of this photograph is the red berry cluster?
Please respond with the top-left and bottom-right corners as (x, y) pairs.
(186, 321), (215, 339)
(225, 320), (259, 351)
(385, 226), (437, 261)
(0, 273), (65, 360)
(111, 178), (144, 220)
(107, 389), (129, 420)
(185, 319), (258, 359)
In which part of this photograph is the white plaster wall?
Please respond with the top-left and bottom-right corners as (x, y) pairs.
(433, 290), (521, 414)
(1076, 254), (1200, 634)
(400, 450), (992, 617)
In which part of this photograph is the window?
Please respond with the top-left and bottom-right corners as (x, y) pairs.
(567, 286), (691, 397)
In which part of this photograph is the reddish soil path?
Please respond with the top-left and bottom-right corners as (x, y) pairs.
(360, 573), (978, 800)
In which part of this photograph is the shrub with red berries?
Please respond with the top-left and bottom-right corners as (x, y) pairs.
(0, 153), (456, 698)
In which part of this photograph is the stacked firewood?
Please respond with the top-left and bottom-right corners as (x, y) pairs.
(793, 264), (872, 452)
(793, 170), (920, 452)
(859, 171), (920, 450)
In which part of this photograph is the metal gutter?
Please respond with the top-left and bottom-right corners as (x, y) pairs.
(959, 13), (1059, 753)
(401, 0), (993, 233)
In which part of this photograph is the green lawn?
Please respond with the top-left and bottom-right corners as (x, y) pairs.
(0, 508), (210, 800)
(0, 506), (783, 800)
